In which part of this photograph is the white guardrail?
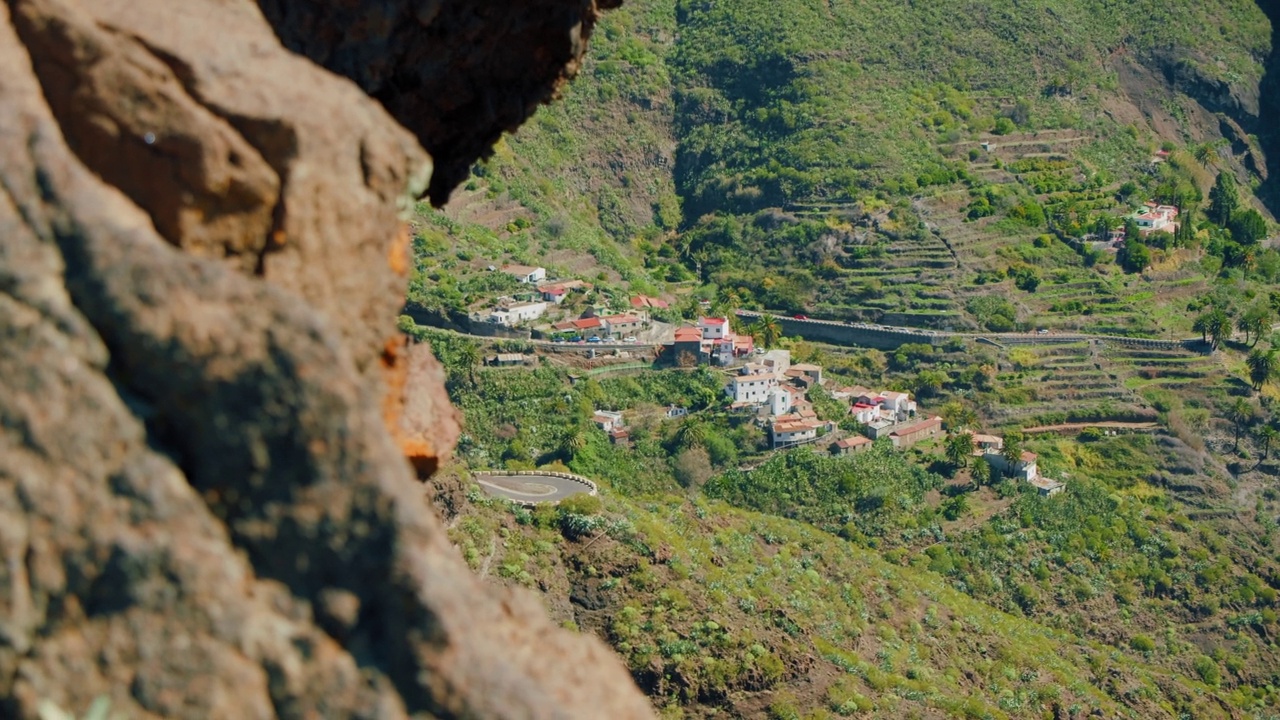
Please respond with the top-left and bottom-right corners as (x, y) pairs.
(471, 469), (599, 506)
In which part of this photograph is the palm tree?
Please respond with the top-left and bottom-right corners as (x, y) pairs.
(945, 431), (974, 470)
(674, 419), (708, 450)
(1247, 348), (1278, 391)
(1207, 309), (1233, 350)
(1228, 398), (1256, 453)
(1193, 313), (1210, 344)
(1001, 430), (1025, 477)
(1193, 141), (1220, 168)
(753, 315), (782, 348)
(561, 426), (589, 460)
(1257, 424), (1279, 460)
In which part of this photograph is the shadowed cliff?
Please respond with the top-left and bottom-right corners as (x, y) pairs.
(0, 0), (652, 718)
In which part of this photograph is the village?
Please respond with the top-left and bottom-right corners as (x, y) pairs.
(582, 312), (1066, 497)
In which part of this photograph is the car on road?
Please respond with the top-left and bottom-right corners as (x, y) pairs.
(793, 314), (808, 320)
(623, 336), (637, 343)
(587, 336), (602, 343)
(1037, 328), (1049, 335)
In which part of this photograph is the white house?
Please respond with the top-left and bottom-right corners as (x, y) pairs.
(502, 264), (547, 284)
(592, 410), (625, 433)
(771, 419), (821, 448)
(761, 349), (792, 374)
(769, 385), (795, 417)
(698, 316), (730, 341)
(879, 391), (916, 418)
(850, 402), (880, 425)
(487, 301), (548, 326)
(1132, 202), (1179, 238)
(727, 371), (779, 404)
(985, 449), (1038, 482)
(666, 406), (689, 419)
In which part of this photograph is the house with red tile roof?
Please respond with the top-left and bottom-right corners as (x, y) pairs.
(833, 435), (873, 455)
(630, 294), (670, 310)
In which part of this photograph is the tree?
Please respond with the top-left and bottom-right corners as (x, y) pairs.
(1001, 431), (1025, 477)
(752, 315), (782, 348)
(915, 369), (949, 398)
(940, 400), (978, 431)
(1228, 398), (1256, 453)
(1230, 208), (1268, 246)
(1207, 173), (1240, 226)
(1200, 308), (1233, 350)
(971, 456), (992, 486)
(1117, 238), (1151, 273)
(673, 447), (714, 490)
(1256, 424), (1280, 460)
(1194, 141), (1221, 168)
(1239, 305), (1274, 347)
(674, 419), (708, 450)
(945, 431), (974, 470)
(1247, 348), (1279, 391)
(561, 426), (589, 461)
(1193, 312), (1211, 344)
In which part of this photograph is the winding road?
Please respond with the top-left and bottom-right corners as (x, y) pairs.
(474, 472), (596, 504)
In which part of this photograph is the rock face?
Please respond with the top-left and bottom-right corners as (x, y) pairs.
(0, 1), (652, 719)
(255, 0), (624, 206)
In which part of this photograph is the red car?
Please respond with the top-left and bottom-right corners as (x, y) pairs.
(793, 314), (808, 320)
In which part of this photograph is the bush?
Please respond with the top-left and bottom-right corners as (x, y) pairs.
(1130, 635), (1156, 653)
(1193, 655), (1221, 686)
(1079, 427), (1104, 442)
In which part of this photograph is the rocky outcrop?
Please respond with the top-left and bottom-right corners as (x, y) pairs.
(255, 0), (623, 206)
(0, 0), (651, 718)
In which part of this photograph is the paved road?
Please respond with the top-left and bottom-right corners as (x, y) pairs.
(1022, 421), (1160, 435)
(476, 474), (593, 503)
(734, 310), (1204, 351)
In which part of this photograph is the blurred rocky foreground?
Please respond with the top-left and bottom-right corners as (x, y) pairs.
(0, 0), (652, 718)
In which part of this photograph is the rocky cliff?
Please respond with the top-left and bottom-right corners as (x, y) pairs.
(0, 0), (652, 718)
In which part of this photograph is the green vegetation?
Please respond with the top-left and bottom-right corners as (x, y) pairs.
(403, 0), (1280, 716)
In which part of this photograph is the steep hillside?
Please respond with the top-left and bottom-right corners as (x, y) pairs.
(408, 326), (1280, 719)
(412, 0), (1275, 336)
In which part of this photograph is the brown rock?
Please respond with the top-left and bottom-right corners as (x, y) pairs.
(255, 0), (624, 205)
(0, 0), (653, 719)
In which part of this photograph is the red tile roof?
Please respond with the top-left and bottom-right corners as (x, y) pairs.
(674, 327), (702, 341)
(836, 436), (872, 448)
(631, 295), (670, 309)
(699, 317), (727, 325)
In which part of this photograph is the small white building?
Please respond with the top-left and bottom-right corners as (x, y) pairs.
(698, 316), (730, 340)
(761, 349), (792, 374)
(502, 264), (547, 284)
(771, 419), (821, 448)
(487, 301), (548, 326)
(768, 385), (795, 417)
(850, 402), (880, 425)
(985, 449), (1038, 482)
(666, 406), (689, 419)
(727, 372), (779, 404)
(592, 410), (625, 433)
(879, 391), (916, 418)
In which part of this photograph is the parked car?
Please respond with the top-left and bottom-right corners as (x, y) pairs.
(623, 336), (637, 343)
(587, 336), (602, 343)
(1037, 328), (1049, 335)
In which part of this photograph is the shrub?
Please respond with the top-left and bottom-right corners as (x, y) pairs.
(1130, 635), (1156, 653)
(1193, 655), (1221, 686)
